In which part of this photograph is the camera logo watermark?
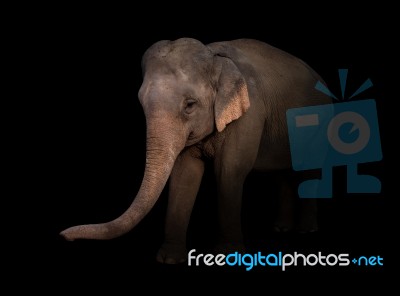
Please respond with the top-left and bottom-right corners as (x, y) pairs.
(286, 69), (382, 198)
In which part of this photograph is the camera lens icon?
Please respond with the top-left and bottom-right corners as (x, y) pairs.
(327, 111), (370, 155)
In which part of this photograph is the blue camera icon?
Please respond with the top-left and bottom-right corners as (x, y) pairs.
(286, 99), (382, 198)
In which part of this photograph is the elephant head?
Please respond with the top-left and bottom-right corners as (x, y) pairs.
(60, 38), (250, 241)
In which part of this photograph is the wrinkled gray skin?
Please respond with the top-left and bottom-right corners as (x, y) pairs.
(60, 38), (330, 264)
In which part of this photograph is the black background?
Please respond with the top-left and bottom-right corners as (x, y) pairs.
(34, 7), (387, 275)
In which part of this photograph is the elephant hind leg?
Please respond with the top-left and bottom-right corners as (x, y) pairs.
(274, 174), (296, 232)
(274, 172), (318, 233)
(295, 170), (319, 233)
(296, 199), (318, 233)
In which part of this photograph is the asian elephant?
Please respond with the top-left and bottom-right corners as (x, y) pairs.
(60, 38), (330, 264)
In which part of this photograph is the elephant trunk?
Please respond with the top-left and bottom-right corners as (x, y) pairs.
(60, 117), (185, 240)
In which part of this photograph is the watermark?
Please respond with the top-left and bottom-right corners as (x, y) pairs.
(286, 69), (382, 198)
(188, 249), (383, 271)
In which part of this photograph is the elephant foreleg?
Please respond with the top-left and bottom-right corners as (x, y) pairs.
(156, 147), (204, 264)
(214, 173), (246, 253)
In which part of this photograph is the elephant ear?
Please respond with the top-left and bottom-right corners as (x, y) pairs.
(213, 56), (250, 132)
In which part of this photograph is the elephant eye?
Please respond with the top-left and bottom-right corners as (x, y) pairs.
(184, 99), (197, 114)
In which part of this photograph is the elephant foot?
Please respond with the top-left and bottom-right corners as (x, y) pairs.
(273, 216), (294, 233)
(274, 218), (318, 233)
(273, 225), (291, 232)
(296, 200), (318, 233)
(214, 241), (246, 255)
(296, 215), (318, 233)
(156, 242), (187, 264)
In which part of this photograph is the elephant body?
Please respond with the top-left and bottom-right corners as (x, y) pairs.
(199, 39), (327, 171)
(61, 38), (330, 264)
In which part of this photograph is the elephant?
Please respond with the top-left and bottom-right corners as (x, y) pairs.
(60, 38), (331, 264)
